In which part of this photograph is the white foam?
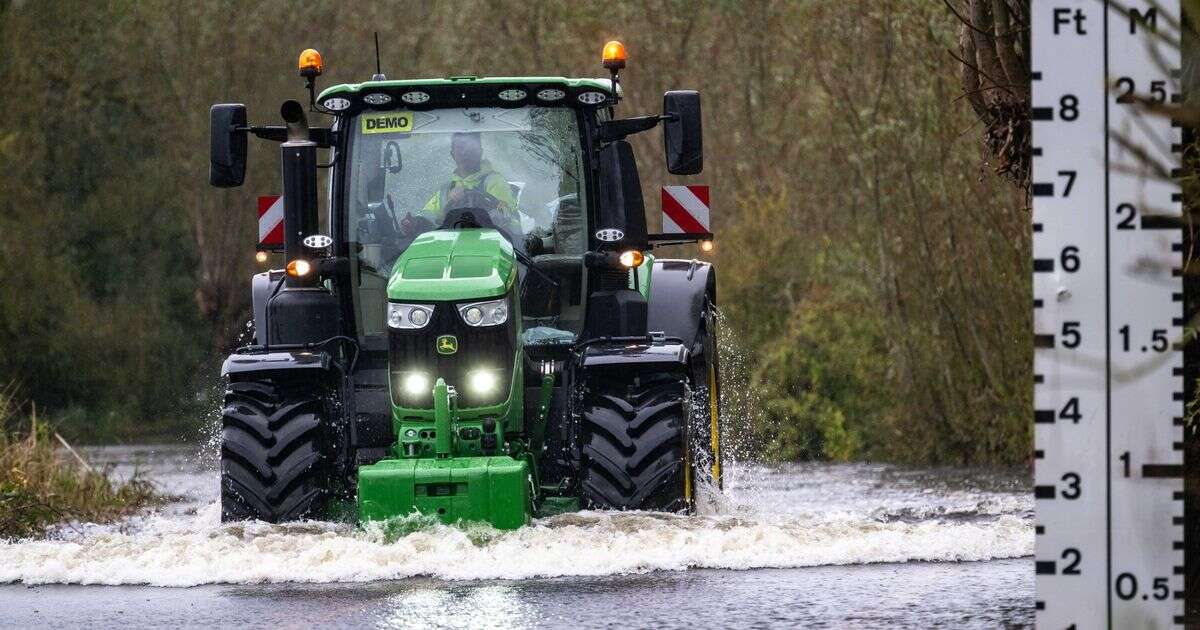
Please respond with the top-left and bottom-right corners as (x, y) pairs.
(0, 501), (1032, 586)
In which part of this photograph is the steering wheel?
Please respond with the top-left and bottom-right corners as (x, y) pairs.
(438, 206), (518, 245)
(448, 188), (502, 214)
(397, 188), (510, 239)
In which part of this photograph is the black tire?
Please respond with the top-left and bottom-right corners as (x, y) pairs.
(220, 376), (335, 522)
(580, 372), (687, 512)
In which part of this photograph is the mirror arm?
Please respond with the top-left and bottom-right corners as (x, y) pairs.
(597, 115), (668, 143)
(242, 125), (336, 148)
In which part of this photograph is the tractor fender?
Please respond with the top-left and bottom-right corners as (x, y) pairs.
(221, 350), (332, 378)
(580, 341), (690, 370)
(646, 259), (716, 354)
(251, 270), (285, 345)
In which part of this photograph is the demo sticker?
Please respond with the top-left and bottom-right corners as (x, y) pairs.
(361, 112), (413, 134)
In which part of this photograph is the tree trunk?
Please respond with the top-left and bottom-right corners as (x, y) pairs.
(949, 0), (1031, 191)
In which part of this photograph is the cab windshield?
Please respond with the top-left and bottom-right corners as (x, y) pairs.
(345, 106), (588, 344)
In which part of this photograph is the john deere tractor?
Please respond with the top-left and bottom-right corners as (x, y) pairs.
(210, 42), (721, 529)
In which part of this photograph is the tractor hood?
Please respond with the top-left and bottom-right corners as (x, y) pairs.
(387, 229), (515, 302)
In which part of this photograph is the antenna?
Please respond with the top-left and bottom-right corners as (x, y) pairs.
(371, 32), (385, 81)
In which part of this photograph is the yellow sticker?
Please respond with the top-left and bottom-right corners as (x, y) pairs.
(361, 111), (413, 134)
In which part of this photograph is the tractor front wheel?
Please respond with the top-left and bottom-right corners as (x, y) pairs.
(580, 372), (687, 512)
(220, 376), (337, 522)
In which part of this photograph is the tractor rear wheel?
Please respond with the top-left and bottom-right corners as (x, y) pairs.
(220, 376), (337, 522)
(580, 372), (687, 512)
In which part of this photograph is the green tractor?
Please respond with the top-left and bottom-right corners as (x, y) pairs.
(210, 42), (721, 529)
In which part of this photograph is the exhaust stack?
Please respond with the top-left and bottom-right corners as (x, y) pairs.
(279, 100), (318, 285)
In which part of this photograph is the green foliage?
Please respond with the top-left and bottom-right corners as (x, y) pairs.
(749, 247), (889, 461)
(0, 0), (1031, 464)
(712, 2), (1030, 465)
(0, 1), (213, 433)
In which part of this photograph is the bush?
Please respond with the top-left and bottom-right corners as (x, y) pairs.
(0, 386), (159, 539)
(747, 248), (890, 461)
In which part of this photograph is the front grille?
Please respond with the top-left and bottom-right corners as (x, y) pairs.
(596, 268), (630, 291)
(389, 297), (516, 409)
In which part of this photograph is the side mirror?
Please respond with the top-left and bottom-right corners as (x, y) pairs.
(210, 104), (247, 187)
(597, 140), (648, 250)
(662, 90), (703, 175)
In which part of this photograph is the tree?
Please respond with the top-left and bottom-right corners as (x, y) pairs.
(948, 0), (1031, 191)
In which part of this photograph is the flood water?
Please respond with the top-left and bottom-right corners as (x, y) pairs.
(0, 445), (1034, 628)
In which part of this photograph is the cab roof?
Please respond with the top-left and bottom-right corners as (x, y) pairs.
(317, 76), (620, 113)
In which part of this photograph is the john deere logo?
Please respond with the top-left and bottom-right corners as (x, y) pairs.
(436, 335), (458, 355)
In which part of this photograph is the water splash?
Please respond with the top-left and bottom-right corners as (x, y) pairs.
(711, 306), (766, 468)
(0, 500), (1030, 586)
(0, 450), (1033, 587)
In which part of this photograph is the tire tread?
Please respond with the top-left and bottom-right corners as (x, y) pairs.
(220, 377), (330, 522)
(580, 373), (686, 511)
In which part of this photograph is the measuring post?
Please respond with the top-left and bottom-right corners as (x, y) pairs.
(1032, 1), (1184, 627)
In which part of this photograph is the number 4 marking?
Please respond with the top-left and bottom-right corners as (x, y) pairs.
(1061, 397), (1082, 423)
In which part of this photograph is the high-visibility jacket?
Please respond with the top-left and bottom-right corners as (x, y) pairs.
(420, 161), (517, 219)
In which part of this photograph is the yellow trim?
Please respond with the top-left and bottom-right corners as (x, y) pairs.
(708, 346), (721, 483)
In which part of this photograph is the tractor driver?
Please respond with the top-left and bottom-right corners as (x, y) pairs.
(403, 131), (518, 235)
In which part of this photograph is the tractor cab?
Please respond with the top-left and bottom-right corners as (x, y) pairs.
(209, 43), (720, 530)
(336, 86), (594, 353)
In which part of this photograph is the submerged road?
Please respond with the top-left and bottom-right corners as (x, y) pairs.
(0, 446), (1033, 628)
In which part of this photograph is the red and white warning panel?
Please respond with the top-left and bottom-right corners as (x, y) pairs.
(661, 185), (711, 236)
(257, 195), (284, 250)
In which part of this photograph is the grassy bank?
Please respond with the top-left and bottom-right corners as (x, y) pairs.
(0, 390), (159, 539)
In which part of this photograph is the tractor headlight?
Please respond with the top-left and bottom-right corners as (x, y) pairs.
(388, 303), (434, 329)
(457, 298), (508, 327)
(467, 370), (499, 394)
(402, 372), (430, 397)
